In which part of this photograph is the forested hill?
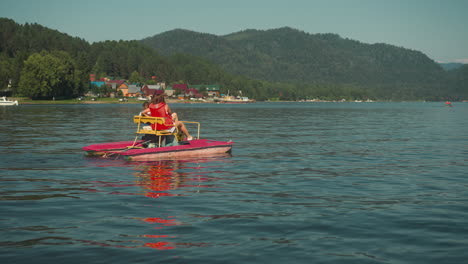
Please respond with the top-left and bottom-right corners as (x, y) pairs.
(141, 28), (445, 84)
(1, 18), (466, 101)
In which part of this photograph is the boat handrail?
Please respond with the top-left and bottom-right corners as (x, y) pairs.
(178, 121), (201, 140)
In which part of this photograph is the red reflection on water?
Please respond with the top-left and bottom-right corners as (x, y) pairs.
(135, 161), (199, 250)
(139, 216), (180, 250)
(142, 234), (174, 238)
(142, 217), (178, 226)
(143, 241), (176, 250)
(135, 161), (184, 198)
(84, 157), (230, 198)
(83, 157), (231, 250)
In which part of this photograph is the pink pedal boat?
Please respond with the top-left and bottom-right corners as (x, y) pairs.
(83, 115), (233, 161)
(83, 139), (233, 161)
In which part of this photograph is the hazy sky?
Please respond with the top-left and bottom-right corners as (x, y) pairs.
(1, 0), (467, 63)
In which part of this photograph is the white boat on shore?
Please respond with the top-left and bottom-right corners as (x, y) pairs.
(0, 96), (18, 106)
(215, 96), (255, 104)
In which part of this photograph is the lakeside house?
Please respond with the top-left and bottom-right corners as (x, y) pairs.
(106, 80), (126, 90)
(173, 84), (220, 99)
(116, 83), (142, 97)
(127, 84), (142, 97)
(117, 82), (129, 96)
(172, 84), (188, 93)
(173, 84), (192, 99)
(141, 84), (164, 97)
(202, 85), (220, 97)
(165, 86), (174, 97)
(188, 85), (220, 97)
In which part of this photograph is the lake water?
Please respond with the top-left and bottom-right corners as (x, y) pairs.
(1, 102), (467, 263)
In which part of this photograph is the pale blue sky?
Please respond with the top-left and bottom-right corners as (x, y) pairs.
(1, 0), (467, 63)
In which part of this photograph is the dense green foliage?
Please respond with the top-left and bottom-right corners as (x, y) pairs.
(1, 18), (466, 101)
(439, 63), (465, 71)
(18, 50), (83, 99)
(446, 65), (468, 101)
(0, 18), (90, 98)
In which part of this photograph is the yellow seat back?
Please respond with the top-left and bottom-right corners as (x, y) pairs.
(133, 115), (176, 136)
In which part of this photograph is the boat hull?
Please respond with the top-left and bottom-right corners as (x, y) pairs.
(0, 101), (18, 106)
(217, 99), (255, 104)
(83, 139), (233, 161)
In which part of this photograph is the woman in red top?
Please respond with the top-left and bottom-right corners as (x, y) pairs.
(142, 94), (193, 140)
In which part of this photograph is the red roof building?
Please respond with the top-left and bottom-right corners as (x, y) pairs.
(106, 80), (126, 90)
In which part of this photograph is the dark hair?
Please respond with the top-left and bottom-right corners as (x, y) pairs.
(142, 102), (149, 108)
(151, 93), (165, 104)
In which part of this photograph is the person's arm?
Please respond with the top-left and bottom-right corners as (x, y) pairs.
(165, 104), (172, 115)
(141, 108), (151, 116)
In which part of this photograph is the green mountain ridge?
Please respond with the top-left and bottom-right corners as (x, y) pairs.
(141, 27), (445, 85)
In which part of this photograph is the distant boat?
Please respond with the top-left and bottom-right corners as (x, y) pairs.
(215, 96), (255, 104)
(445, 101), (453, 107)
(0, 96), (18, 106)
(137, 97), (149, 101)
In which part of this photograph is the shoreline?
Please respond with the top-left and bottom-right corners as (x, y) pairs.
(8, 97), (466, 105)
(11, 98), (202, 105)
